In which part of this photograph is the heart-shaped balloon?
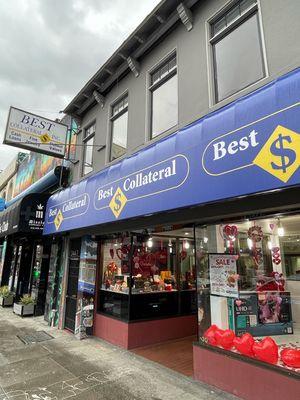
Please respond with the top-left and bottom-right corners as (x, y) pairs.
(269, 223), (275, 231)
(281, 348), (300, 368)
(233, 333), (254, 357)
(235, 299), (242, 307)
(215, 329), (235, 350)
(253, 337), (278, 364)
(203, 325), (218, 346)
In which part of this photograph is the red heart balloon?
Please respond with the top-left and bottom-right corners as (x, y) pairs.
(253, 337), (278, 364)
(203, 325), (218, 346)
(281, 348), (300, 368)
(233, 333), (255, 357)
(215, 329), (235, 350)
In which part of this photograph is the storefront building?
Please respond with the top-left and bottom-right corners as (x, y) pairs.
(0, 193), (51, 315)
(41, 0), (300, 398)
(43, 67), (300, 398)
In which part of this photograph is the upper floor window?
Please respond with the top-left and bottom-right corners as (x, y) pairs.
(150, 54), (178, 138)
(82, 123), (95, 176)
(110, 95), (128, 161)
(211, 0), (266, 102)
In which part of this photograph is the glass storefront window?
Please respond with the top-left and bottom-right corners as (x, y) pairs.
(98, 227), (197, 321)
(196, 215), (300, 374)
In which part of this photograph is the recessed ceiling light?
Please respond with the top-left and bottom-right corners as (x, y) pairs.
(185, 232), (189, 235)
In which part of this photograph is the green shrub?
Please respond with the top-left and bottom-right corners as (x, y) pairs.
(0, 286), (12, 298)
(20, 294), (35, 305)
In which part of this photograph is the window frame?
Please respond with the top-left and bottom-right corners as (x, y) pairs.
(149, 52), (178, 139)
(82, 122), (96, 176)
(109, 94), (129, 162)
(209, 0), (267, 104)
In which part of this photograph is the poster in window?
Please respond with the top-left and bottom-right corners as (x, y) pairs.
(209, 254), (238, 298)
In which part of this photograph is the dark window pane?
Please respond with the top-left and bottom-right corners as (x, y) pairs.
(240, 0), (256, 13)
(226, 4), (240, 25)
(214, 13), (264, 102)
(152, 74), (178, 138)
(83, 136), (94, 175)
(84, 123), (95, 139)
(213, 16), (227, 36)
(111, 111), (128, 160)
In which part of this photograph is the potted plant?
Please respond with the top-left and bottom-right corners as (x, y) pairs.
(13, 294), (35, 317)
(0, 286), (14, 307)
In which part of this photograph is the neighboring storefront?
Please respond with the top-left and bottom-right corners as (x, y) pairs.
(0, 193), (51, 315)
(43, 69), (300, 398)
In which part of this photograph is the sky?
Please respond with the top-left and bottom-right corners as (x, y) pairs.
(0, 0), (161, 171)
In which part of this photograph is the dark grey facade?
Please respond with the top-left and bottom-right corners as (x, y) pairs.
(65, 0), (300, 183)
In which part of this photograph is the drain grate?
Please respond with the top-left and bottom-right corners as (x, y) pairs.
(17, 330), (54, 345)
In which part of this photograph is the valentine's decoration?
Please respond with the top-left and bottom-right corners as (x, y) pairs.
(223, 225), (238, 254)
(252, 337), (278, 364)
(256, 273), (285, 292)
(215, 329), (235, 350)
(233, 333), (255, 357)
(248, 225), (263, 268)
(280, 348), (300, 368)
(203, 325), (218, 346)
(271, 247), (281, 265)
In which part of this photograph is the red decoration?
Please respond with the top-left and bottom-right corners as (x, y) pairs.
(116, 245), (130, 260)
(248, 226), (263, 242)
(253, 337), (278, 364)
(281, 348), (300, 368)
(223, 225), (238, 254)
(215, 329), (235, 350)
(155, 249), (168, 265)
(180, 250), (187, 260)
(233, 333), (255, 357)
(109, 248), (114, 259)
(248, 225), (264, 268)
(203, 325), (218, 346)
(272, 247), (281, 265)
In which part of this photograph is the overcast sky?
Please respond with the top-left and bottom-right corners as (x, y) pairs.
(0, 0), (161, 170)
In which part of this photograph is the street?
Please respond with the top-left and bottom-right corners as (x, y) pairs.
(0, 307), (237, 400)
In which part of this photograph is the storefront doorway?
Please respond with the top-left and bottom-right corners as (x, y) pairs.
(64, 238), (81, 332)
(94, 225), (197, 375)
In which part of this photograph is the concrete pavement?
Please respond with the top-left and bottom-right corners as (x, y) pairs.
(0, 307), (238, 400)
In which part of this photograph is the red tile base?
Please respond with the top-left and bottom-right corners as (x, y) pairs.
(94, 313), (197, 349)
(193, 344), (300, 400)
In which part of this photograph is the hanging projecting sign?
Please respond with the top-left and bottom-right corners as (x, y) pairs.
(44, 68), (300, 235)
(4, 107), (68, 158)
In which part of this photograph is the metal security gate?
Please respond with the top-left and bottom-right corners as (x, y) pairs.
(64, 238), (81, 332)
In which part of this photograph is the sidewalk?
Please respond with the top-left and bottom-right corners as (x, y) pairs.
(0, 307), (238, 400)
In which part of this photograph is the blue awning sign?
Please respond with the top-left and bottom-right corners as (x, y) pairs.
(43, 68), (300, 235)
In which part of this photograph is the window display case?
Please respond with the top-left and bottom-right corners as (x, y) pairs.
(195, 215), (300, 375)
(98, 228), (197, 321)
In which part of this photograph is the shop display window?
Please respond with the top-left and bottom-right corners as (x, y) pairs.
(196, 215), (300, 374)
(98, 227), (197, 321)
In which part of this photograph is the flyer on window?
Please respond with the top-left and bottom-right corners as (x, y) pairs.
(209, 254), (239, 298)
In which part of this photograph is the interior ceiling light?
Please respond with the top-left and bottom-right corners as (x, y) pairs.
(147, 237), (153, 248)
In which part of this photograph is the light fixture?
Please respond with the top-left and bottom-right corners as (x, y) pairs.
(204, 236), (208, 244)
(184, 240), (190, 250)
(168, 239), (172, 247)
(185, 232), (189, 235)
(169, 247), (173, 254)
(247, 238), (253, 250)
(277, 219), (284, 237)
(267, 241), (272, 250)
(147, 237), (153, 248)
